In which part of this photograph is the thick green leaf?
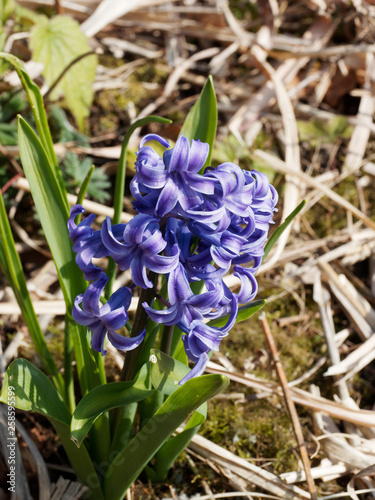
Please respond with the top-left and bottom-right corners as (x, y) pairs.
(29, 16), (97, 129)
(0, 0), (14, 24)
(18, 116), (106, 401)
(103, 373), (229, 500)
(180, 75), (217, 169)
(0, 360), (103, 497)
(0, 52), (63, 193)
(149, 405), (206, 481)
(0, 359), (70, 423)
(0, 190), (63, 393)
(150, 348), (190, 395)
(148, 349), (207, 481)
(208, 299), (266, 328)
(71, 364), (153, 447)
(263, 200), (306, 260)
(17, 116), (80, 307)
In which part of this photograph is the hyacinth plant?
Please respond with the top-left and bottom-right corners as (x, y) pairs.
(0, 53), (305, 499)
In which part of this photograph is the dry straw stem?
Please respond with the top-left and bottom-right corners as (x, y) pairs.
(311, 385), (375, 470)
(206, 362), (375, 428)
(259, 313), (318, 500)
(312, 273), (351, 402)
(13, 177), (132, 222)
(249, 38), (301, 270)
(343, 52), (375, 175)
(252, 149), (375, 232)
(184, 433), (310, 500)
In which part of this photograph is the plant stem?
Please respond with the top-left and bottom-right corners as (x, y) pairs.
(120, 279), (157, 382)
(111, 275), (157, 451)
(159, 324), (174, 356)
(64, 321), (75, 413)
(105, 116), (172, 299)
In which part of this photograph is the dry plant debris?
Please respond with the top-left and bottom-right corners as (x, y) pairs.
(1, 0), (375, 499)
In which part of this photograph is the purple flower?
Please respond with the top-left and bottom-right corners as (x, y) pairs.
(72, 273), (145, 355)
(131, 134), (214, 217)
(179, 294), (238, 385)
(101, 213), (179, 289)
(68, 205), (117, 281)
(143, 263), (223, 327)
(142, 262), (240, 384)
(67, 133), (279, 385)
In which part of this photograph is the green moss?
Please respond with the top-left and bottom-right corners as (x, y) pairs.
(305, 177), (360, 237)
(202, 398), (298, 473)
(200, 284), (326, 474)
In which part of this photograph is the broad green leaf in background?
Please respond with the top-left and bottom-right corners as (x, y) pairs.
(180, 75), (217, 170)
(17, 116), (82, 308)
(0, 359), (104, 497)
(103, 373), (229, 500)
(29, 16), (97, 129)
(263, 200), (306, 261)
(148, 406), (207, 482)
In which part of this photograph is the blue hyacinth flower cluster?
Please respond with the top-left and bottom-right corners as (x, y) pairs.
(68, 134), (278, 384)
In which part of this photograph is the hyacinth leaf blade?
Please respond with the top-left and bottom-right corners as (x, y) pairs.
(71, 364), (153, 447)
(0, 359), (103, 497)
(103, 374), (229, 500)
(17, 116), (81, 308)
(208, 299), (266, 328)
(17, 116), (110, 461)
(0, 189), (64, 394)
(147, 404), (206, 482)
(17, 116), (105, 388)
(0, 52), (65, 205)
(169, 327), (189, 364)
(147, 349), (207, 480)
(149, 348), (192, 395)
(180, 75), (217, 170)
(263, 200), (306, 260)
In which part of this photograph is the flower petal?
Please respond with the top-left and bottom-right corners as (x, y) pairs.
(107, 328), (146, 351)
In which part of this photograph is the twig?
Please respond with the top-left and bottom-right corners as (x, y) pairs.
(253, 149), (375, 232)
(43, 50), (98, 101)
(260, 313), (318, 500)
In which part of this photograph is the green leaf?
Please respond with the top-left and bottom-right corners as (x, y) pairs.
(147, 349), (207, 480)
(17, 116), (81, 306)
(263, 200), (306, 260)
(71, 364), (153, 447)
(0, 189), (64, 393)
(0, 360), (103, 497)
(0, 0), (14, 24)
(150, 348), (190, 395)
(0, 359), (70, 423)
(180, 75), (217, 169)
(29, 16), (97, 129)
(103, 373), (229, 500)
(17, 116), (106, 399)
(208, 299), (266, 328)
(149, 404), (206, 482)
(0, 52), (62, 192)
